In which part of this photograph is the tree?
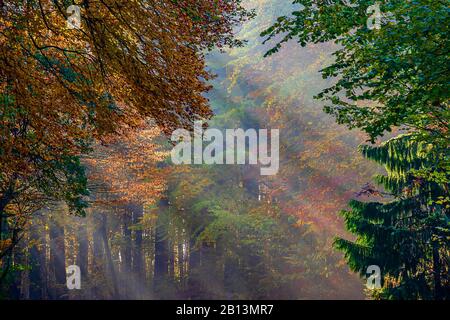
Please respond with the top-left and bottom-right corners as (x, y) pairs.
(85, 125), (168, 206)
(262, 0), (449, 299)
(84, 124), (170, 298)
(0, 155), (88, 283)
(48, 209), (66, 299)
(335, 134), (449, 299)
(0, 0), (251, 279)
(262, 0), (449, 181)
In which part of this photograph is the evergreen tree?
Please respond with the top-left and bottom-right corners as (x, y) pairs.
(335, 134), (449, 299)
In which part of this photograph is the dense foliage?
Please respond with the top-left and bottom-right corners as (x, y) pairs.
(0, 0), (447, 300)
(0, 0), (251, 284)
(335, 134), (449, 299)
(263, 0), (449, 299)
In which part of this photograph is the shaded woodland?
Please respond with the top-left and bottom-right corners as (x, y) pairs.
(1, 0), (448, 300)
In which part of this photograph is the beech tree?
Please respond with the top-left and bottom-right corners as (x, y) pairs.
(0, 0), (251, 279)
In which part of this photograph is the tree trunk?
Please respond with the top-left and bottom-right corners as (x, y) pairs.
(49, 216), (66, 299)
(77, 218), (89, 277)
(121, 208), (132, 298)
(91, 214), (104, 299)
(178, 239), (185, 284)
(132, 204), (144, 278)
(99, 213), (119, 299)
(29, 218), (45, 299)
(132, 204), (144, 298)
(432, 240), (443, 300)
(20, 243), (30, 299)
(153, 201), (169, 295)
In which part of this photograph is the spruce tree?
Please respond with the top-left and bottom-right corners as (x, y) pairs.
(335, 134), (449, 300)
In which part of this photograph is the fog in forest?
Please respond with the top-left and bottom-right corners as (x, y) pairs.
(4, 0), (380, 300)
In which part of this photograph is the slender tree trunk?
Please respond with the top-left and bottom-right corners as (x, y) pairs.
(40, 216), (48, 299)
(186, 217), (203, 299)
(99, 213), (119, 299)
(49, 217), (66, 300)
(29, 218), (45, 299)
(77, 219), (89, 276)
(132, 204), (144, 278)
(168, 242), (174, 279)
(121, 208), (132, 298)
(75, 217), (88, 298)
(122, 210), (132, 272)
(154, 226), (169, 288)
(132, 204), (144, 298)
(91, 214), (104, 299)
(432, 240), (443, 300)
(153, 201), (169, 295)
(178, 238), (184, 284)
(29, 244), (42, 299)
(20, 243), (30, 299)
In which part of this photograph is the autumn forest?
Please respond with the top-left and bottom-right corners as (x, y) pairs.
(0, 0), (448, 301)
